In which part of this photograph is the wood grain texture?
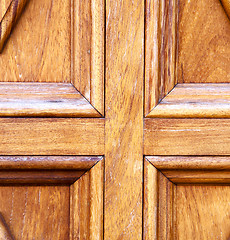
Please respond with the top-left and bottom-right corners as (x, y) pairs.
(72, 0), (104, 115)
(0, 0), (12, 20)
(145, 118), (230, 155)
(221, 0), (230, 19)
(0, 0), (29, 53)
(148, 83), (230, 118)
(70, 160), (103, 240)
(0, 0), (71, 82)
(0, 213), (14, 240)
(105, 0), (144, 238)
(143, 159), (158, 240)
(144, 158), (230, 238)
(0, 156), (101, 169)
(147, 156), (230, 170)
(177, 185), (230, 239)
(145, 0), (177, 115)
(144, 158), (176, 240)
(0, 186), (70, 239)
(178, 0), (230, 83)
(0, 83), (100, 117)
(0, 118), (104, 155)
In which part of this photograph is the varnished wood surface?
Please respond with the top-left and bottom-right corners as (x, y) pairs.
(148, 83), (230, 118)
(145, 0), (177, 115)
(177, 185), (230, 239)
(72, 0), (104, 115)
(0, 83), (100, 117)
(105, 0), (144, 238)
(0, 0), (29, 52)
(221, 0), (230, 19)
(0, 186), (70, 239)
(70, 160), (103, 240)
(0, 213), (14, 240)
(0, 156), (101, 169)
(0, 0), (11, 21)
(148, 156), (230, 170)
(178, 0), (230, 83)
(0, 118), (104, 155)
(145, 118), (230, 155)
(0, 0), (71, 82)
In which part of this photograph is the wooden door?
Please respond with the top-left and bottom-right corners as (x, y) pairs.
(144, 0), (230, 239)
(0, 0), (230, 239)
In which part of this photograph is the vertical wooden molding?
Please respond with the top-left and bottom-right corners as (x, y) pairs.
(72, 0), (104, 115)
(70, 160), (103, 240)
(0, 0), (29, 53)
(105, 0), (144, 238)
(90, 0), (105, 115)
(143, 159), (158, 240)
(145, 0), (177, 115)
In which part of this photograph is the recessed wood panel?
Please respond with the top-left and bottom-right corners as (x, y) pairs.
(178, 0), (230, 83)
(0, 186), (70, 239)
(0, 0), (71, 83)
(177, 185), (230, 239)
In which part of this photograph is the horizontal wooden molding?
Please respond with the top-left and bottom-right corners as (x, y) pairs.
(0, 156), (102, 169)
(147, 156), (230, 184)
(144, 157), (230, 239)
(147, 83), (230, 118)
(144, 118), (230, 155)
(0, 83), (101, 117)
(0, 156), (102, 184)
(0, 118), (104, 155)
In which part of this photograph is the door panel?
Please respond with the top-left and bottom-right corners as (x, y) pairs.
(144, 157), (230, 239)
(0, 156), (103, 239)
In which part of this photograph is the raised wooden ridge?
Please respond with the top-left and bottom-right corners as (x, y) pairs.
(147, 83), (230, 118)
(146, 156), (230, 184)
(0, 83), (101, 117)
(0, 156), (101, 169)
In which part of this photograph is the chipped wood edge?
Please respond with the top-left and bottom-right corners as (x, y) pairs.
(145, 0), (177, 116)
(0, 0), (29, 53)
(72, 0), (104, 116)
(70, 158), (104, 240)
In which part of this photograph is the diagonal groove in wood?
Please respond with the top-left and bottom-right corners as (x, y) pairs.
(0, 213), (14, 240)
(0, 0), (29, 53)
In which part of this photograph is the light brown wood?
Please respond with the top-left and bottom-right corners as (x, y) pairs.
(0, 0), (71, 83)
(0, 156), (101, 169)
(221, 0), (230, 19)
(0, 83), (100, 117)
(0, 0), (11, 20)
(0, 118), (104, 155)
(177, 185), (230, 239)
(70, 159), (103, 240)
(145, 0), (177, 115)
(178, 0), (230, 83)
(0, 0), (29, 53)
(0, 186), (70, 239)
(145, 118), (230, 155)
(0, 213), (14, 240)
(148, 83), (230, 118)
(148, 156), (230, 170)
(105, 0), (144, 238)
(143, 159), (158, 240)
(144, 157), (230, 238)
(72, 0), (104, 115)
